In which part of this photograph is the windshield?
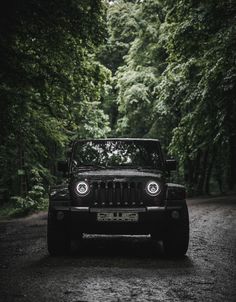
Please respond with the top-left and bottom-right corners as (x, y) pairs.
(72, 140), (163, 170)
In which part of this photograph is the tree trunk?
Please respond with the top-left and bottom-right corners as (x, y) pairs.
(228, 134), (236, 190)
(204, 148), (215, 195)
(197, 148), (209, 195)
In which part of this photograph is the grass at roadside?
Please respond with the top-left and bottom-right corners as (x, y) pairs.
(0, 200), (48, 220)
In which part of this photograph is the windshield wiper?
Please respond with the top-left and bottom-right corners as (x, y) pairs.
(136, 166), (159, 171)
(106, 165), (157, 170)
(76, 164), (106, 170)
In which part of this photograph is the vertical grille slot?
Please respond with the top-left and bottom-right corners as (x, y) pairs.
(115, 182), (121, 205)
(100, 182), (106, 205)
(123, 183), (128, 205)
(137, 182), (142, 204)
(108, 182), (113, 205)
(130, 182), (135, 204)
(93, 182), (98, 206)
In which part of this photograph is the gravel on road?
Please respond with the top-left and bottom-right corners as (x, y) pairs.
(0, 195), (235, 302)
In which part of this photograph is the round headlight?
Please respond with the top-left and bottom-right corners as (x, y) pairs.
(76, 181), (90, 196)
(146, 181), (161, 196)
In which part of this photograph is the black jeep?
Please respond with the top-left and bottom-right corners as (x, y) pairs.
(47, 138), (189, 256)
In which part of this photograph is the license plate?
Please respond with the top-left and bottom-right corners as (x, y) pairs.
(97, 212), (138, 222)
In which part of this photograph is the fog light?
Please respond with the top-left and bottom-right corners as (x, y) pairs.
(171, 210), (180, 219)
(57, 211), (64, 221)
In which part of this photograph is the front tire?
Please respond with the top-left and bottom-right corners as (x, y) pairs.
(163, 204), (189, 257)
(47, 212), (70, 256)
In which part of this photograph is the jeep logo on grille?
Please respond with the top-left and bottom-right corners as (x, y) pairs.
(113, 178), (127, 182)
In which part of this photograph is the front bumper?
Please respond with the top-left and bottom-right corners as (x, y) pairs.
(49, 202), (186, 237)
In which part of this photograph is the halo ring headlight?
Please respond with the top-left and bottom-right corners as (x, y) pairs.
(76, 181), (90, 196)
(146, 181), (161, 196)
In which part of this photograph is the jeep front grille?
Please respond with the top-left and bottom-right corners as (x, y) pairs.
(91, 181), (143, 207)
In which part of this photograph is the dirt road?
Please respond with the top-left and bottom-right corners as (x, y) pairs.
(0, 195), (235, 302)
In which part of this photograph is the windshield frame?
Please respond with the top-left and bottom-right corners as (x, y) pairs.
(69, 139), (165, 172)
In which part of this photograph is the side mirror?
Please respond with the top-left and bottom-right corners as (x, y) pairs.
(166, 159), (177, 171)
(57, 161), (68, 173)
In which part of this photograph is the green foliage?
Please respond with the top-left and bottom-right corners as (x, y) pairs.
(1, 0), (236, 208)
(0, 0), (111, 205)
(106, 0), (236, 194)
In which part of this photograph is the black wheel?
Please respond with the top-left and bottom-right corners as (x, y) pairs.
(163, 204), (189, 257)
(47, 212), (70, 256)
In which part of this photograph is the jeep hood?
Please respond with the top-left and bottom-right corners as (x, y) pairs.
(72, 169), (163, 180)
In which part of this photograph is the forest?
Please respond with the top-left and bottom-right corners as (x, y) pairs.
(0, 0), (236, 213)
